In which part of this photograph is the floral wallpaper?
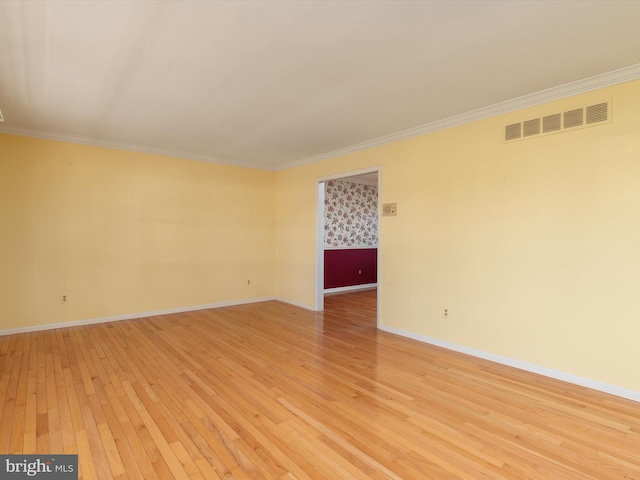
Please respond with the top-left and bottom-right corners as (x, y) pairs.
(324, 179), (378, 247)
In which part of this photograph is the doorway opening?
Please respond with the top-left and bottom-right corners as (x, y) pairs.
(316, 168), (381, 327)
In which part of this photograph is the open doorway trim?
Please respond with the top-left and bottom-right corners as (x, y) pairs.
(315, 167), (381, 328)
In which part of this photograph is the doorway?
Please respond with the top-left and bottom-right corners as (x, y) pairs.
(315, 168), (381, 327)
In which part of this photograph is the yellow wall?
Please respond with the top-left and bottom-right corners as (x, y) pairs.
(276, 79), (640, 392)
(0, 134), (276, 329)
(3, 80), (640, 393)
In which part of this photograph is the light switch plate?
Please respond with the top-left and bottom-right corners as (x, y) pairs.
(382, 203), (397, 216)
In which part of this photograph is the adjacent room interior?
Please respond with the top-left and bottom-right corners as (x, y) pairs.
(2, 1), (640, 478)
(320, 171), (379, 314)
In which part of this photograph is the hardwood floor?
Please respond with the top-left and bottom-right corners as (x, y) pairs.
(1, 289), (639, 479)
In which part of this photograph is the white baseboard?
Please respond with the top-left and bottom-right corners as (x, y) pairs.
(0, 296), (277, 336)
(7, 298), (636, 404)
(379, 325), (640, 404)
(274, 297), (317, 311)
(324, 283), (377, 295)
(274, 284), (378, 312)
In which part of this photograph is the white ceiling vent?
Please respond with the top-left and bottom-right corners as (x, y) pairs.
(504, 100), (611, 143)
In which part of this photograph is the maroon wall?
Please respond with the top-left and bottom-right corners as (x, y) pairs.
(324, 248), (377, 289)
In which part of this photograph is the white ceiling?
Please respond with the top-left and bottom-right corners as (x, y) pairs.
(1, 1), (640, 170)
(336, 171), (378, 186)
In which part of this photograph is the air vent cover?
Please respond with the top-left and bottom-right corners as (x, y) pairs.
(504, 100), (610, 143)
(563, 108), (584, 129)
(586, 102), (608, 124)
(505, 123), (521, 141)
(542, 113), (561, 133)
(523, 118), (541, 137)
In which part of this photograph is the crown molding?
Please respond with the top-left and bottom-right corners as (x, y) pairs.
(3, 63), (640, 172)
(0, 125), (273, 171)
(280, 62), (640, 170)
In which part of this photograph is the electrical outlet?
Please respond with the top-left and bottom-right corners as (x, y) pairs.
(247, 279), (251, 285)
(443, 308), (448, 318)
(62, 295), (68, 303)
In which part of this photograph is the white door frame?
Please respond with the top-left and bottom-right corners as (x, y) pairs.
(315, 167), (381, 327)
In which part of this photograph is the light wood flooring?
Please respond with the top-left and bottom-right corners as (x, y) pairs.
(1, 289), (639, 479)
